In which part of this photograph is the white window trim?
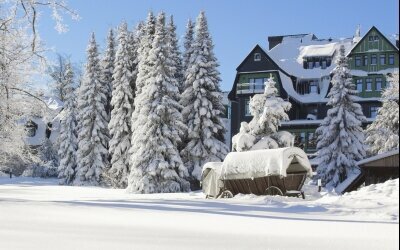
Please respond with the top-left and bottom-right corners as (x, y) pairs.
(254, 53), (261, 62)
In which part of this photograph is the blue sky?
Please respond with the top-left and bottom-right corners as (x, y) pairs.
(38, 0), (399, 91)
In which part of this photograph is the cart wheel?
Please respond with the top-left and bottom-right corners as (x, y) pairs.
(265, 186), (283, 196)
(219, 190), (234, 199)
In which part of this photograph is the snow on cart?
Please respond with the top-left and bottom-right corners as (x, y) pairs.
(201, 147), (313, 199)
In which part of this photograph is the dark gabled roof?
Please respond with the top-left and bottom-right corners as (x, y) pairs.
(348, 26), (399, 56)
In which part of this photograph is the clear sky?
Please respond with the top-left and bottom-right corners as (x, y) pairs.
(38, 0), (399, 91)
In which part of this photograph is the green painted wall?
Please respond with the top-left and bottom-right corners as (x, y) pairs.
(353, 76), (386, 98)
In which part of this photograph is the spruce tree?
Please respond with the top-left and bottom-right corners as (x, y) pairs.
(74, 33), (110, 186)
(182, 19), (194, 74)
(315, 45), (366, 189)
(166, 15), (184, 93)
(101, 28), (116, 117)
(135, 11), (156, 98)
(108, 22), (135, 188)
(365, 72), (399, 155)
(180, 11), (228, 188)
(58, 62), (77, 185)
(127, 12), (189, 194)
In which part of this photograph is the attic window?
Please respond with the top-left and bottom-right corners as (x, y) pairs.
(254, 53), (261, 61)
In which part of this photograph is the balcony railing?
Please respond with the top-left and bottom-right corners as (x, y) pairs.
(236, 83), (265, 94)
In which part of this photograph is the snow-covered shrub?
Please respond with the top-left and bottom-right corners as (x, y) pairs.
(231, 77), (292, 152)
(22, 162), (58, 178)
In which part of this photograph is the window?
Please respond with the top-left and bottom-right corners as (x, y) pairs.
(355, 56), (362, 67)
(308, 61), (314, 69)
(310, 82), (318, 94)
(380, 55), (386, 65)
(321, 60), (327, 69)
(254, 53), (261, 61)
(363, 55), (368, 66)
(294, 132), (306, 149)
(375, 78), (382, 91)
(389, 54), (395, 65)
(371, 54), (377, 65)
(366, 78), (372, 91)
(250, 78), (268, 90)
(374, 35), (379, 41)
(369, 106), (379, 118)
(245, 99), (251, 116)
(356, 79), (363, 93)
(368, 36), (374, 41)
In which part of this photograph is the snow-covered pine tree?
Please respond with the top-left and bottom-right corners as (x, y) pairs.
(107, 22), (135, 188)
(315, 45), (367, 189)
(365, 72), (399, 155)
(134, 11), (156, 98)
(58, 62), (78, 185)
(249, 77), (291, 137)
(166, 15), (184, 93)
(127, 12), (189, 194)
(180, 11), (228, 188)
(74, 33), (110, 186)
(100, 28), (116, 118)
(127, 23), (141, 96)
(182, 19), (194, 74)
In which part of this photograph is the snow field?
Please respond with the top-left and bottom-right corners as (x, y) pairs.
(0, 177), (398, 250)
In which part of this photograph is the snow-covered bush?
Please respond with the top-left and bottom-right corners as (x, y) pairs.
(231, 77), (293, 152)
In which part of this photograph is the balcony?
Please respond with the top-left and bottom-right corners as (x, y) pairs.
(236, 83), (265, 94)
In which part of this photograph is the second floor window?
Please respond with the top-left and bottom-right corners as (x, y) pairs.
(366, 78), (372, 91)
(249, 78), (268, 89)
(356, 79), (363, 93)
(380, 55), (386, 65)
(364, 55), (368, 66)
(389, 54), (395, 65)
(355, 56), (362, 67)
(310, 82), (318, 94)
(375, 78), (383, 91)
(371, 55), (377, 65)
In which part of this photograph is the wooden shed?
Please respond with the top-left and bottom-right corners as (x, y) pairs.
(357, 149), (399, 186)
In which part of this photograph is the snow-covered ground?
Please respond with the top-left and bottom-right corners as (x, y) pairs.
(0, 177), (398, 250)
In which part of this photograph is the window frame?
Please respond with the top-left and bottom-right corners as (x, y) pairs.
(380, 54), (386, 65)
(356, 79), (363, 93)
(375, 77), (383, 91)
(371, 54), (377, 65)
(369, 106), (379, 118)
(389, 54), (395, 65)
(366, 78), (372, 91)
(355, 56), (362, 67)
(254, 53), (261, 62)
(363, 55), (368, 66)
(244, 99), (252, 116)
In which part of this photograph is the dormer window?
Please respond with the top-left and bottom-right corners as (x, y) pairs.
(254, 53), (261, 61)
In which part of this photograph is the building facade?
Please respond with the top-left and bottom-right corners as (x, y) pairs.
(228, 26), (399, 153)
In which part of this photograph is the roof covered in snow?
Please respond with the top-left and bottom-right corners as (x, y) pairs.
(267, 34), (353, 79)
(357, 149), (399, 166)
(221, 147), (313, 180)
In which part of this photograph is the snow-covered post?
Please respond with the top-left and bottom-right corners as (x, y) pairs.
(365, 72), (399, 155)
(180, 11), (229, 189)
(107, 22), (135, 188)
(315, 45), (367, 189)
(74, 33), (110, 186)
(127, 12), (189, 194)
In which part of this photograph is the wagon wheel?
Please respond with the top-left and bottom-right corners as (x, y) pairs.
(265, 186), (283, 196)
(219, 190), (234, 199)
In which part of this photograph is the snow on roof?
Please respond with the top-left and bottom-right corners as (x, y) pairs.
(267, 34), (353, 79)
(350, 68), (398, 77)
(19, 116), (47, 146)
(299, 43), (337, 59)
(43, 96), (64, 112)
(335, 169), (362, 194)
(278, 71), (330, 103)
(357, 149), (399, 166)
(221, 147), (313, 180)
